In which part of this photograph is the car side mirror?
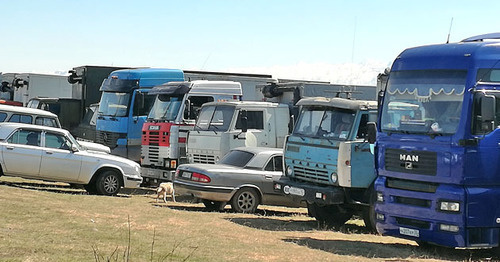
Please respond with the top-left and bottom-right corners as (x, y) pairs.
(366, 122), (377, 144)
(71, 144), (79, 152)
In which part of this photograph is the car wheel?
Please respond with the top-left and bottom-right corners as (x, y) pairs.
(231, 188), (259, 213)
(95, 170), (121, 196)
(202, 199), (226, 211)
(308, 203), (352, 229)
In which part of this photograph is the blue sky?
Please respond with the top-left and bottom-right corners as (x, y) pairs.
(2, 0), (499, 85)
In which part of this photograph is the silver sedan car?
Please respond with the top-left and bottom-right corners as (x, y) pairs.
(174, 147), (302, 213)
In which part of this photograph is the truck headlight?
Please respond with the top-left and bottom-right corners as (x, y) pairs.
(439, 201), (460, 212)
(286, 165), (293, 176)
(330, 172), (338, 183)
(376, 192), (384, 202)
(439, 224), (459, 232)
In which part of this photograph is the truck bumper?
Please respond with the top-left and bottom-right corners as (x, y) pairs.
(274, 177), (344, 205)
(374, 176), (500, 248)
(141, 167), (175, 182)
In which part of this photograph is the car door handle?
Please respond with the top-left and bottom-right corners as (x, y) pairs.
(265, 175), (273, 179)
(5, 146), (14, 150)
(45, 151), (53, 155)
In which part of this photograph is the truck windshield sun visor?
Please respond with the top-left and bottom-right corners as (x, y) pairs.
(149, 83), (190, 95)
(100, 78), (139, 92)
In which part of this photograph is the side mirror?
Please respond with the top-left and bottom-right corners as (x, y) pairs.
(240, 110), (248, 133)
(366, 122), (377, 144)
(71, 144), (79, 152)
(184, 99), (192, 120)
(481, 95), (495, 122)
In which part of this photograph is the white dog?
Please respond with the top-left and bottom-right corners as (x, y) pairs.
(156, 182), (175, 203)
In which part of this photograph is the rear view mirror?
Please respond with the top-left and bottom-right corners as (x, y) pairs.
(366, 122), (377, 144)
(71, 144), (79, 152)
(481, 95), (495, 122)
(240, 110), (248, 133)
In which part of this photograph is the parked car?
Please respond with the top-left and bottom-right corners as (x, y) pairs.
(174, 147), (302, 212)
(0, 123), (142, 195)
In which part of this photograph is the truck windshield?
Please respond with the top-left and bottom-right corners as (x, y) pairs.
(98, 92), (131, 117)
(194, 105), (235, 132)
(293, 106), (355, 140)
(148, 94), (184, 121)
(380, 70), (466, 135)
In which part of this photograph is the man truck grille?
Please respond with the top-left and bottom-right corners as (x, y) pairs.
(192, 154), (216, 164)
(96, 131), (120, 148)
(385, 148), (437, 175)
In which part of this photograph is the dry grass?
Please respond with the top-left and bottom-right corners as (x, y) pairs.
(0, 176), (498, 262)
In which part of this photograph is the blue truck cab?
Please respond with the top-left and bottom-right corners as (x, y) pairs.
(276, 96), (378, 229)
(374, 33), (500, 248)
(96, 68), (184, 161)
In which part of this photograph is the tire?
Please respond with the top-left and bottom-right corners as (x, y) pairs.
(95, 170), (122, 196)
(202, 199), (226, 211)
(308, 203), (352, 229)
(362, 188), (377, 232)
(84, 183), (98, 195)
(231, 188), (260, 213)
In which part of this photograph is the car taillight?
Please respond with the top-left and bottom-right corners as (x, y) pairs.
(191, 172), (211, 183)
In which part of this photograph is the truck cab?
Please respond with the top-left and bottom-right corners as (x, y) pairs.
(276, 97), (378, 229)
(141, 80), (242, 184)
(187, 101), (290, 164)
(96, 68), (184, 161)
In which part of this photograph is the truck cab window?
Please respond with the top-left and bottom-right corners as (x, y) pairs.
(184, 96), (214, 120)
(133, 93), (156, 116)
(235, 111), (264, 130)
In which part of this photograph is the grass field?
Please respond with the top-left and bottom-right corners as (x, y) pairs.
(0, 176), (498, 262)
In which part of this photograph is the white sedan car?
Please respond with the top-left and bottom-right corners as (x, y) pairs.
(0, 123), (142, 195)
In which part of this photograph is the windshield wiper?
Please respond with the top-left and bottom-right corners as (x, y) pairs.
(208, 123), (219, 134)
(160, 102), (174, 121)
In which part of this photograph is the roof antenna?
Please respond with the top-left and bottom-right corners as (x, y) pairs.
(446, 17), (454, 44)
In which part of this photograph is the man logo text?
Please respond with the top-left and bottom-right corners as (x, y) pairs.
(400, 154), (419, 162)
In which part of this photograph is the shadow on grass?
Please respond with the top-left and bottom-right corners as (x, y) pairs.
(226, 216), (374, 233)
(0, 180), (152, 197)
(165, 202), (307, 217)
(283, 237), (500, 261)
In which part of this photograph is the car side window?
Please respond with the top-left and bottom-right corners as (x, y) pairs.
(7, 129), (41, 147)
(0, 112), (7, 122)
(45, 133), (71, 150)
(9, 114), (33, 124)
(264, 156), (283, 172)
(35, 117), (58, 127)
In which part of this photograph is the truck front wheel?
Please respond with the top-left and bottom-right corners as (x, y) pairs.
(362, 188), (377, 232)
(308, 203), (352, 229)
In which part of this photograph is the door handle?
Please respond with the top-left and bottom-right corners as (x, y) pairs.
(6, 146), (14, 150)
(45, 151), (53, 155)
(265, 175), (273, 179)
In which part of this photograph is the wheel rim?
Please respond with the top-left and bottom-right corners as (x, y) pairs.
(104, 175), (119, 193)
(237, 191), (256, 212)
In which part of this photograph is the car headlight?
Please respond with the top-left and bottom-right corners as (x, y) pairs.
(439, 201), (460, 212)
(330, 172), (338, 183)
(286, 165), (293, 176)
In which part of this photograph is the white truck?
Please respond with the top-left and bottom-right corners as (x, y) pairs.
(140, 80), (243, 184)
(0, 73), (74, 106)
(187, 101), (290, 164)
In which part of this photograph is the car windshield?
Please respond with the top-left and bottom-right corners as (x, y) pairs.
(293, 106), (355, 140)
(148, 94), (184, 121)
(380, 70), (466, 135)
(194, 105), (235, 132)
(218, 150), (255, 167)
(98, 92), (131, 117)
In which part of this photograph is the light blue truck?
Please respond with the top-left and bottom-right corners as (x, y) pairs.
(275, 96), (378, 230)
